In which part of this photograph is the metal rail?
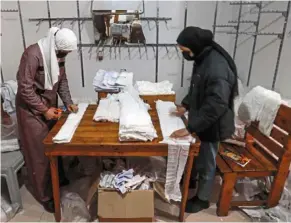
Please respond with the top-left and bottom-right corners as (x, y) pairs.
(155, 1), (159, 82)
(233, 2), (243, 59)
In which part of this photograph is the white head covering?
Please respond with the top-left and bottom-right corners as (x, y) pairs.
(37, 27), (77, 90)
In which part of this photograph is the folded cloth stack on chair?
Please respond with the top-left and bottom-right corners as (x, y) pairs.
(1, 80), (18, 114)
(118, 87), (157, 142)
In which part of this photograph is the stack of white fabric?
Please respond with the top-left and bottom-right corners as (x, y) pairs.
(93, 94), (120, 122)
(238, 86), (282, 136)
(93, 69), (133, 92)
(1, 80), (18, 113)
(156, 100), (195, 202)
(1, 139), (19, 153)
(118, 87), (157, 142)
(53, 103), (89, 143)
(135, 80), (175, 95)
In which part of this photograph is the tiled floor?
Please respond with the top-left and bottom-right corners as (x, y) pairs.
(8, 179), (250, 222)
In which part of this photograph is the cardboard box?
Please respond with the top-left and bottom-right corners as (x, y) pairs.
(97, 188), (154, 222)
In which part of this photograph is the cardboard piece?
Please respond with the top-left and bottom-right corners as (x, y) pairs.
(97, 188), (154, 222)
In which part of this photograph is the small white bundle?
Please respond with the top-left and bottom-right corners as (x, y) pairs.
(1, 138), (19, 153)
(93, 95), (120, 123)
(53, 103), (89, 143)
(118, 88), (157, 142)
(135, 80), (175, 95)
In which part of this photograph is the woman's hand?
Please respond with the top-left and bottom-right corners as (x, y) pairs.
(68, 104), (79, 113)
(170, 128), (190, 138)
(44, 107), (59, 120)
(170, 106), (187, 117)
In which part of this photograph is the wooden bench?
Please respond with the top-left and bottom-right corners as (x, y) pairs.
(216, 104), (291, 216)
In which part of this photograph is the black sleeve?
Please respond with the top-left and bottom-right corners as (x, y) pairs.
(181, 93), (190, 110)
(187, 75), (232, 133)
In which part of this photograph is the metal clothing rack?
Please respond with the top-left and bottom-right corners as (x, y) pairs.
(213, 1), (290, 90)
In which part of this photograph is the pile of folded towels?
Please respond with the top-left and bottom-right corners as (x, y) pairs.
(118, 87), (157, 141)
(93, 69), (134, 92)
(135, 80), (175, 95)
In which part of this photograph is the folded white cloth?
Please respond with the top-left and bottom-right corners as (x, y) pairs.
(53, 103), (89, 143)
(238, 86), (281, 136)
(93, 94), (120, 122)
(118, 87), (157, 142)
(93, 69), (134, 92)
(1, 80), (18, 113)
(1, 138), (19, 153)
(156, 100), (195, 202)
(135, 80), (175, 95)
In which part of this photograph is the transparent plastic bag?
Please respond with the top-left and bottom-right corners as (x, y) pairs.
(61, 191), (91, 222)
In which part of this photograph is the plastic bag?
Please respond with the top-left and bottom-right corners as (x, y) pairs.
(61, 191), (91, 222)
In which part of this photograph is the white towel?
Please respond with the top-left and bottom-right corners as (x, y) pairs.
(1, 80), (18, 113)
(1, 138), (19, 153)
(53, 103), (89, 143)
(238, 86), (281, 136)
(93, 95), (120, 122)
(118, 88), (157, 142)
(135, 80), (175, 95)
(156, 100), (195, 202)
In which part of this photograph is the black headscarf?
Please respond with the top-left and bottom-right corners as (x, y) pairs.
(177, 26), (239, 100)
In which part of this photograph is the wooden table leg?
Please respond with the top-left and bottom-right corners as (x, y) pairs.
(50, 156), (61, 222)
(179, 154), (195, 222)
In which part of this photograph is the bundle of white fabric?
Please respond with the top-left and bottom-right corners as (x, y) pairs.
(118, 88), (157, 142)
(1, 80), (18, 113)
(156, 100), (195, 202)
(238, 86), (282, 136)
(1, 139), (19, 153)
(135, 80), (175, 95)
(53, 103), (89, 143)
(93, 69), (133, 92)
(93, 94), (120, 122)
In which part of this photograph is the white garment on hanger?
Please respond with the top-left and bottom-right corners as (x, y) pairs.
(238, 86), (281, 136)
(53, 103), (89, 143)
(156, 100), (195, 202)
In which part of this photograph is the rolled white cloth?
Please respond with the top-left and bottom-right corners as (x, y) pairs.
(37, 27), (77, 90)
(93, 95), (120, 122)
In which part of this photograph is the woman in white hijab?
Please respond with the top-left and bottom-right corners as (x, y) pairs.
(16, 27), (78, 212)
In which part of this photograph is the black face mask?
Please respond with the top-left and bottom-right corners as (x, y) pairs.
(56, 52), (69, 58)
(182, 51), (195, 61)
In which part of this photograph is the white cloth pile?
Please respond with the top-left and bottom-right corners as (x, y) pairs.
(99, 169), (151, 194)
(37, 27), (77, 90)
(93, 69), (133, 92)
(53, 103), (89, 143)
(135, 80), (175, 95)
(156, 100), (195, 202)
(118, 88), (157, 141)
(238, 86), (282, 136)
(1, 139), (19, 153)
(93, 94), (120, 122)
(1, 80), (18, 113)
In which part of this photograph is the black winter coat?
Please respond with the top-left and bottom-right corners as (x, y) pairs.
(182, 47), (236, 142)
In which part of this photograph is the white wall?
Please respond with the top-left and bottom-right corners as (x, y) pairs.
(1, 1), (290, 103)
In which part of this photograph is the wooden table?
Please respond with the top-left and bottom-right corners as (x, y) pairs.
(44, 104), (200, 222)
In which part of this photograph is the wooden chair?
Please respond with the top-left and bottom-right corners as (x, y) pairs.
(216, 104), (291, 216)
